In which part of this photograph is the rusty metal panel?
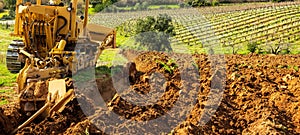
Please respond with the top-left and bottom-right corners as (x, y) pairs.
(28, 6), (55, 15)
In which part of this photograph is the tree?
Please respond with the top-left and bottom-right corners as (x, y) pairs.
(184, 0), (213, 7)
(93, 0), (118, 12)
(4, 0), (14, 9)
(272, 0), (294, 2)
(134, 2), (142, 10)
(4, 0), (15, 17)
(134, 14), (175, 52)
(141, 1), (149, 10)
(94, 3), (106, 12)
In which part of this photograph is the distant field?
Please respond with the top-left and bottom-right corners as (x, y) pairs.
(91, 1), (300, 54)
(115, 4), (180, 11)
(148, 4), (180, 9)
(175, 3), (300, 54)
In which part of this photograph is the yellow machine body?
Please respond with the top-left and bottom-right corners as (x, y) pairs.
(6, 0), (117, 133)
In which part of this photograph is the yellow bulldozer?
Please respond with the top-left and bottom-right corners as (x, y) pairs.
(5, 0), (116, 133)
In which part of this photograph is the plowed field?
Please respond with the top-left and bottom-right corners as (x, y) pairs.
(1, 53), (300, 134)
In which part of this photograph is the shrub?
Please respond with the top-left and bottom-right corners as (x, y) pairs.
(135, 2), (142, 11)
(103, 5), (118, 13)
(294, 66), (299, 72)
(247, 42), (258, 53)
(280, 48), (291, 54)
(141, 1), (149, 10)
(94, 3), (105, 12)
(179, 3), (185, 8)
(185, 0), (214, 7)
(211, 0), (219, 6)
(157, 60), (178, 74)
(272, 0), (294, 2)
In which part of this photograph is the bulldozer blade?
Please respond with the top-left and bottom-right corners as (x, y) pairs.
(48, 79), (67, 102)
(49, 89), (75, 116)
(48, 79), (75, 116)
(11, 102), (50, 135)
(11, 81), (75, 134)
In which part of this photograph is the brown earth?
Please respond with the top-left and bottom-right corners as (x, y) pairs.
(1, 52), (300, 134)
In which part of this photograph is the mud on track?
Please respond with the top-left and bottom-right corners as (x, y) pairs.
(1, 53), (300, 134)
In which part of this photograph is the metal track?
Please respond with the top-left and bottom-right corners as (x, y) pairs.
(6, 40), (25, 73)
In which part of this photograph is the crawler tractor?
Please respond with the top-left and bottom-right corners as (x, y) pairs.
(5, 0), (116, 133)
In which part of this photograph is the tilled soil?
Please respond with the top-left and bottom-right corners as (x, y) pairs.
(1, 53), (300, 134)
